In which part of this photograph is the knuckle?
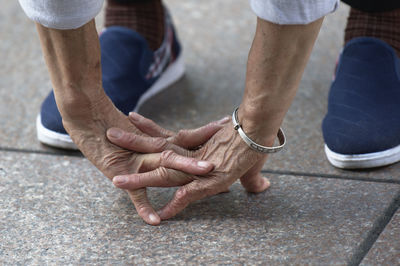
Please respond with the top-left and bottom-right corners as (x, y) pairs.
(203, 123), (214, 131)
(196, 144), (209, 160)
(102, 150), (132, 174)
(162, 128), (174, 137)
(152, 137), (168, 150)
(204, 188), (216, 197)
(126, 133), (136, 145)
(137, 206), (149, 215)
(130, 174), (141, 188)
(155, 167), (169, 179)
(128, 189), (145, 201)
(175, 187), (189, 202)
(195, 183), (214, 197)
(207, 123), (221, 132)
(177, 129), (189, 139)
(161, 150), (176, 164)
(99, 148), (142, 179)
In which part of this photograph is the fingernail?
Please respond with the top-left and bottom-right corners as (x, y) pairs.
(129, 112), (140, 121)
(218, 116), (230, 124)
(113, 176), (127, 185)
(108, 128), (123, 139)
(149, 214), (158, 223)
(197, 161), (211, 169)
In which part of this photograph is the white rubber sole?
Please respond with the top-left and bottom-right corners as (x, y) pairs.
(324, 144), (400, 169)
(36, 54), (185, 150)
(36, 115), (76, 150)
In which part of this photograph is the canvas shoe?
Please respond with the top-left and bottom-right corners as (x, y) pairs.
(36, 11), (184, 149)
(322, 37), (400, 169)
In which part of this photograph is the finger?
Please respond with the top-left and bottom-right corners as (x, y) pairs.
(107, 127), (169, 153)
(113, 167), (193, 190)
(129, 112), (175, 138)
(127, 188), (160, 225)
(157, 181), (211, 220)
(107, 128), (189, 156)
(159, 150), (214, 174)
(241, 173), (270, 193)
(114, 149), (215, 190)
(137, 150), (214, 177)
(169, 117), (230, 149)
(240, 155), (271, 193)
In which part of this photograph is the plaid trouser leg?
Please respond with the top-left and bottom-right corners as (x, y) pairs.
(343, 0), (400, 56)
(105, 0), (165, 50)
(342, 0), (400, 12)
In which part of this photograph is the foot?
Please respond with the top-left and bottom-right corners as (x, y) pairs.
(36, 9), (184, 149)
(322, 37), (400, 169)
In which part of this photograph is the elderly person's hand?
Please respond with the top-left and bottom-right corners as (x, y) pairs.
(62, 98), (228, 225)
(34, 20), (228, 225)
(35, 7), (323, 224)
(107, 112), (271, 220)
(107, 16), (325, 221)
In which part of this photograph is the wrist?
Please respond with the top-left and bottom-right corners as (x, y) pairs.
(55, 85), (109, 118)
(57, 90), (141, 140)
(237, 104), (284, 147)
(55, 87), (130, 137)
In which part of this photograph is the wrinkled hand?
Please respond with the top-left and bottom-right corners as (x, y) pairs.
(108, 112), (271, 221)
(63, 99), (226, 225)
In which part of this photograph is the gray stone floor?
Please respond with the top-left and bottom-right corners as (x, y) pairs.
(362, 210), (400, 265)
(1, 0), (399, 265)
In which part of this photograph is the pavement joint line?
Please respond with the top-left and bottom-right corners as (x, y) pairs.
(0, 147), (398, 185)
(0, 146), (83, 158)
(347, 191), (400, 266)
(261, 169), (400, 185)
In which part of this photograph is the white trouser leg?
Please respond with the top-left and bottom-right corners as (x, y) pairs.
(249, 0), (339, 24)
(19, 0), (104, 29)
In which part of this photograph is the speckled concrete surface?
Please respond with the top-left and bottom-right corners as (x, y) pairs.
(1, 0), (400, 264)
(0, 152), (399, 264)
(0, 2), (50, 151)
(361, 210), (400, 265)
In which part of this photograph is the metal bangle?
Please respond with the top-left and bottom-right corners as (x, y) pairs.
(232, 107), (286, 154)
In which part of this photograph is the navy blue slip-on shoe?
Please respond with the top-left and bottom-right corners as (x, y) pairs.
(36, 11), (184, 149)
(322, 37), (400, 169)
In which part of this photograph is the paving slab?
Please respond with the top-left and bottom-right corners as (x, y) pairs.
(0, 151), (399, 264)
(1, 1), (399, 183)
(361, 210), (400, 265)
(0, 2), (51, 151)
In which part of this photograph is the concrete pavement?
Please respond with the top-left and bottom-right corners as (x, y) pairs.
(1, 1), (399, 264)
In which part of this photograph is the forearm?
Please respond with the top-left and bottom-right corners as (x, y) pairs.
(36, 20), (105, 118)
(35, 20), (142, 135)
(239, 17), (323, 145)
(35, 20), (145, 178)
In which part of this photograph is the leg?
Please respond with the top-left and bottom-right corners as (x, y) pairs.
(322, 1), (400, 169)
(343, 0), (400, 56)
(105, 0), (165, 50)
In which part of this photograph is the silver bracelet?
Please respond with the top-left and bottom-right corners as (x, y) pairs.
(232, 107), (286, 154)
